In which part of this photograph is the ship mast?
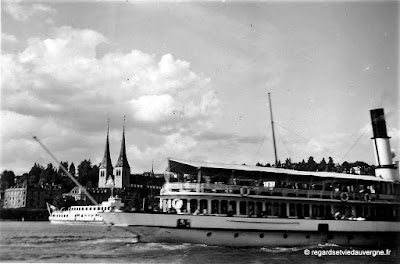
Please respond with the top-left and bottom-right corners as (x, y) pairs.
(268, 93), (278, 166)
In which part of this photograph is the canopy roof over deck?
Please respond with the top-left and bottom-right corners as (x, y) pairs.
(168, 158), (396, 183)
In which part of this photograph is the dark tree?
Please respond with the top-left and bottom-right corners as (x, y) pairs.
(327, 157), (335, 172)
(297, 159), (307, 171)
(87, 165), (99, 188)
(318, 158), (327, 172)
(0, 170), (15, 190)
(53, 195), (77, 209)
(341, 161), (350, 174)
(284, 158), (292, 169)
(39, 163), (57, 187)
(306, 156), (318, 171)
(58, 161), (69, 176)
(28, 163), (44, 186)
(78, 159), (92, 186)
(16, 173), (29, 187)
(69, 162), (76, 176)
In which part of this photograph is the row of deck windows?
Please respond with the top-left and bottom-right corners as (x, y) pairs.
(161, 198), (399, 221)
(178, 177), (398, 195)
(53, 214), (99, 217)
(71, 206), (110, 211)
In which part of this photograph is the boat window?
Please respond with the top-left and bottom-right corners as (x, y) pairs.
(312, 204), (318, 217)
(239, 201), (247, 215)
(200, 199), (208, 214)
(229, 201), (236, 215)
(355, 205), (362, 217)
(220, 200), (228, 214)
(326, 205), (332, 219)
(181, 199), (188, 213)
(289, 203), (295, 217)
(318, 205), (325, 218)
(248, 201), (255, 216)
(265, 202), (272, 216)
(385, 207), (393, 220)
(395, 206), (400, 220)
(190, 199), (198, 213)
(303, 204), (310, 217)
(211, 200), (219, 214)
(256, 202), (262, 216)
(345, 205), (352, 218)
(296, 204), (303, 218)
(272, 202), (279, 216)
(381, 183), (387, 194)
(388, 184), (394, 195)
(280, 203), (287, 217)
(369, 206), (376, 219)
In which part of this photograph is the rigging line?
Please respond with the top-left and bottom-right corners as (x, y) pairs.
(274, 122), (344, 161)
(33, 136), (99, 206)
(338, 124), (371, 164)
(253, 123), (272, 164)
(274, 124), (292, 161)
(386, 123), (398, 138)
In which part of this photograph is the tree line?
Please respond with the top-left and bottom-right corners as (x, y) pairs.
(1, 156), (376, 193)
(255, 156), (375, 175)
(0, 159), (99, 193)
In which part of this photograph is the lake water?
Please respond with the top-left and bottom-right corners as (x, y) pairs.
(0, 221), (398, 263)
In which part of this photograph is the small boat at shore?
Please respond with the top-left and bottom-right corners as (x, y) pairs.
(47, 196), (124, 225)
(100, 108), (400, 247)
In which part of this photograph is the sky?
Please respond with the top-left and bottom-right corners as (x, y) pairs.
(1, 0), (399, 175)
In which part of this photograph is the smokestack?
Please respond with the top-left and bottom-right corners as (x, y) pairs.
(370, 108), (398, 181)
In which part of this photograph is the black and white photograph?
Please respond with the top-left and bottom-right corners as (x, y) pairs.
(0, 0), (399, 263)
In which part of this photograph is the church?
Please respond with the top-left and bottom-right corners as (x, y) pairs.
(98, 119), (131, 189)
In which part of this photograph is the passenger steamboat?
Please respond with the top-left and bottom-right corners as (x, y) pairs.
(101, 108), (399, 247)
(47, 195), (124, 224)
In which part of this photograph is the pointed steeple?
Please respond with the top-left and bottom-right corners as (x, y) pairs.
(115, 116), (130, 168)
(100, 119), (113, 170)
(151, 160), (154, 177)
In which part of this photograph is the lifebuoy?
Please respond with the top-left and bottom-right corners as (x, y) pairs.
(364, 193), (372, 202)
(334, 212), (344, 220)
(172, 199), (183, 209)
(240, 187), (250, 197)
(340, 192), (349, 202)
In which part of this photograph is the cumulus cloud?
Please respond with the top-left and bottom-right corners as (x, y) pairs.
(3, 2), (56, 21)
(1, 25), (219, 173)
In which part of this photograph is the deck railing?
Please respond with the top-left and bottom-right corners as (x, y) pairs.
(161, 182), (399, 202)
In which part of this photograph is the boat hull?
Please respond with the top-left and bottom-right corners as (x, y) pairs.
(49, 219), (105, 225)
(101, 212), (400, 247)
(117, 226), (398, 247)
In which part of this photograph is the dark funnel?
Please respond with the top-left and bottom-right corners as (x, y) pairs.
(370, 108), (389, 139)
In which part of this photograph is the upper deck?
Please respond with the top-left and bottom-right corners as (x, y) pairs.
(165, 158), (400, 204)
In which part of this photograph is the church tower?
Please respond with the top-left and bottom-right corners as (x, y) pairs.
(114, 117), (130, 188)
(98, 120), (113, 188)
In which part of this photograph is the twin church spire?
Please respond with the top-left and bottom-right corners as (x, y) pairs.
(115, 116), (130, 169)
(98, 117), (130, 189)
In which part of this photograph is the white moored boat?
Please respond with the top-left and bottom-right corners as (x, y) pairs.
(100, 108), (400, 247)
(48, 196), (124, 225)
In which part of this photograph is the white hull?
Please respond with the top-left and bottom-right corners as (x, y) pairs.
(49, 219), (105, 225)
(101, 212), (400, 247)
(47, 196), (124, 225)
(49, 214), (105, 225)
